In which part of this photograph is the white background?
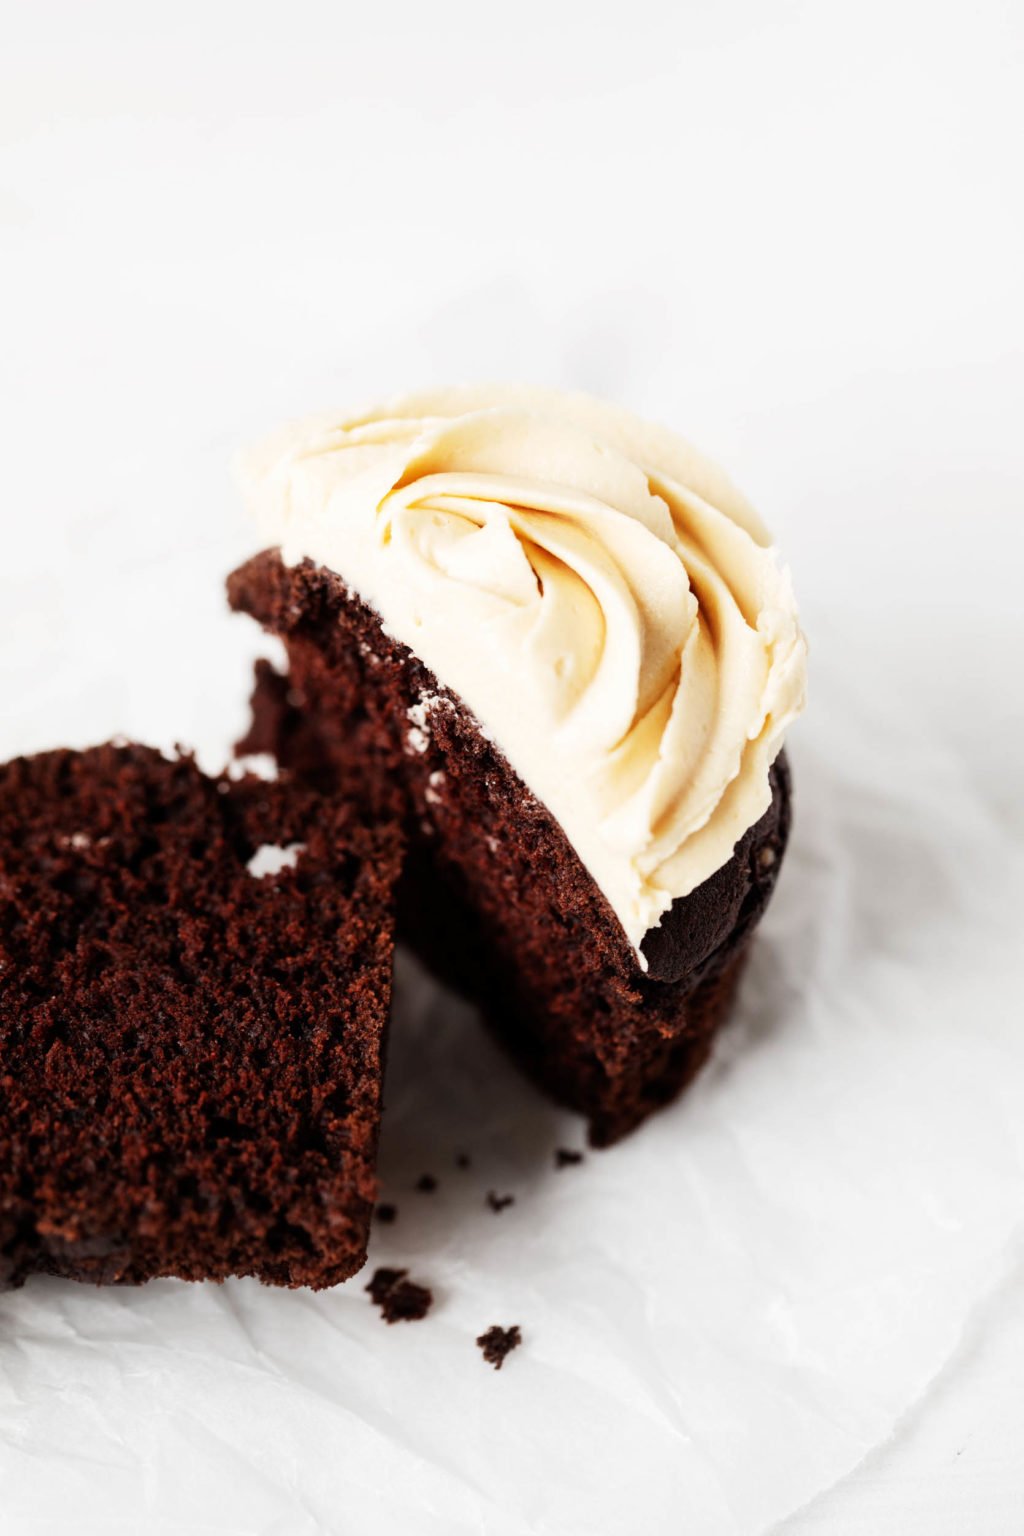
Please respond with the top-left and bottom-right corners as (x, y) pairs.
(2, 3), (1023, 1533)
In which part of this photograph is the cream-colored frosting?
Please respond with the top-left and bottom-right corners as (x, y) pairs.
(240, 386), (807, 962)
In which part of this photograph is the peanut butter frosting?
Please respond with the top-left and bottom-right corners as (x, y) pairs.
(240, 386), (807, 962)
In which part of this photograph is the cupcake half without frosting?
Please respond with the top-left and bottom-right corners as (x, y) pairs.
(228, 387), (807, 1144)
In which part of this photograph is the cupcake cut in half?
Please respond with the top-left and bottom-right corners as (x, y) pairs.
(229, 386), (807, 1145)
(0, 743), (400, 1289)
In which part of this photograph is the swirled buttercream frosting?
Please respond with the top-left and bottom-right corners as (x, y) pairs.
(240, 386), (807, 961)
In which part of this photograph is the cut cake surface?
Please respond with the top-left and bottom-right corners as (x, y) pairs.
(0, 742), (399, 1290)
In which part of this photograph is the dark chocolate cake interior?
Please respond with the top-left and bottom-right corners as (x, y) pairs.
(0, 742), (400, 1290)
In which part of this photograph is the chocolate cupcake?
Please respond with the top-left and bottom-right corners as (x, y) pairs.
(229, 387), (807, 1144)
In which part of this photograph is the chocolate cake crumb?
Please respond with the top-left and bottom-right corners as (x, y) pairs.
(415, 1174), (438, 1194)
(555, 1148), (584, 1169)
(0, 743), (399, 1291)
(486, 1191), (514, 1213)
(365, 1267), (433, 1323)
(476, 1325), (521, 1369)
(455, 1152), (471, 1169)
(376, 1203), (397, 1224)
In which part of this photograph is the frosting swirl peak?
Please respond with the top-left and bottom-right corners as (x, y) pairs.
(241, 386), (807, 959)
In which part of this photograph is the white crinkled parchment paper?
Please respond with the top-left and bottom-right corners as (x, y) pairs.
(2, 6), (1023, 1524)
(2, 555), (1023, 1536)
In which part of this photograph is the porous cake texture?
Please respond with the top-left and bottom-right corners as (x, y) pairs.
(0, 743), (399, 1289)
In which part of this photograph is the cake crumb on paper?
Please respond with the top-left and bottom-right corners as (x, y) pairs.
(476, 1325), (521, 1370)
(366, 1267), (432, 1323)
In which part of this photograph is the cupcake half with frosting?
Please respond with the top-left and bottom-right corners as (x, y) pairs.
(229, 387), (807, 1144)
